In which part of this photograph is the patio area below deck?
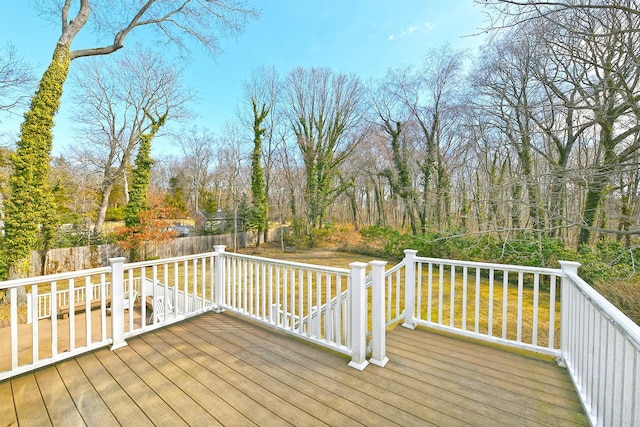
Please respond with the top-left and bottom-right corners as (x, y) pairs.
(1, 311), (588, 426)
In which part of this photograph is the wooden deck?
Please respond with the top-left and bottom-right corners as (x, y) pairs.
(0, 311), (588, 426)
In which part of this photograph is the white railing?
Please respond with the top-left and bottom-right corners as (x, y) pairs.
(560, 262), (640, 427)
(218, 248), (371, 369)
(0, 251), (222, 380)
(3, 245), (639, 424)
(379, 260), (406, 327)
(0, 267), (112, 381)
(398, 251), (640, 425)
(401, 250), (562, 357)
(26, 277), (142, 322)
(116, 250), (220, 343)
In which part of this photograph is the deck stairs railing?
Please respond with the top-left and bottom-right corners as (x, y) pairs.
(26, 277), (142, 322)
(1, 246), (639, 425)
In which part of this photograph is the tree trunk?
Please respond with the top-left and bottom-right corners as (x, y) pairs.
(5, 45), (72, 281)
(578, 125), (616, 247)
(94, 179), (115, 233)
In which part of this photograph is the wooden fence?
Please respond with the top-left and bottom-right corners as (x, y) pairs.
(29, 228), (284, 276)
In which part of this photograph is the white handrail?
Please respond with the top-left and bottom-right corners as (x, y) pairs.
(4, 244), (639, 425)
(560, 267), (640, 426)
(219, 251), (358, 362)
(408, 254), (563, 356)
(28, 277), (142, 322)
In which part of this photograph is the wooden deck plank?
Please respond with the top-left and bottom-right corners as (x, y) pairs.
(197, 315), (472, 426)
(136, 332), (292, 427)
(172, 318), (383, 427)
(93, 345), (189, 426)
(387, 327), (585, 411)
(205, 313), (588, 426)
(0, 378), (19, 426)
(395, 326), (575, 391)
(114, 344), (220, 426)
(55, 359), (119, 426)
(181, 316), (413, 427)
(1, 311), (589, 426)
(128, 335), (255, 426)
(385, 347), (587, 425)
(10, 373), (51, 427)
(34, 366), (86, 426)
(383, 328), (587, 425)
(172, 324), (397, 427)
(154, 323), (329, 427)
(75, 352), (154, 427)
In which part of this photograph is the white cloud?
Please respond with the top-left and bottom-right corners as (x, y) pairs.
(389, 23), (427, 41)
(388, 20), (436, 42)
(424, 21), (436, 30)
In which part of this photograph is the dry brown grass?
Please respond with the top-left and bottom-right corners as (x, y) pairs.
(592, 278), (640, 325)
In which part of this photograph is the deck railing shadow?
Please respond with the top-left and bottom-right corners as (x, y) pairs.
(1, 246), (638, 425)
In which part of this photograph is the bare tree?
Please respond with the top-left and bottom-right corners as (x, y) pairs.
(478, 0), (640, 247)
(239, 66), (284, 243)
(380, 46), (468, 233)
(571, 8), (640, 246)
(0, 43), (34, 119)
(175, 127), (217, 215)
(471, 33), (547, 233)
(284, 67), (367, 235)
(4, 0), (257, 279)
(214, 121), (249, 249)
(372, 69), (419, 234)
(69, 47), (193, 233)
(480, 0), (640, 36)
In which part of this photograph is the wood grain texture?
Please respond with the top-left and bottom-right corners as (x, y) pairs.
(0, 311), (589, 426)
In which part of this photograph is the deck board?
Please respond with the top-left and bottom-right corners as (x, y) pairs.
(175, 318), (406, 426)
(55, 359), (119, 426)
(11, 373), (51, 427)
(129, 336), (248, 426)
(387, 328), (582, 407)
(115, 344), (220, 426)
(155, 323), (326, 426)
(93, 346), (188, 426)
(0, 311), (590, 426)
(139, 331), (289, 426)
(0, 380), (18, 426)
(74, 353), (153, 426)
(386, 326), (587, 425)
(34, 366), (85, 427)
(203, 316), (469, 426)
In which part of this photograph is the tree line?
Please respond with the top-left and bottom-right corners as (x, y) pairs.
(0, 0), (639, 285)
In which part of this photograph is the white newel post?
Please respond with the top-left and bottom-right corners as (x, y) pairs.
(110, 257), (127, 350)
(370, 260), (389, 367)
(213, 245), (226, 313)
(348, 262), (369, 371)
(558, 260), (580, 367)
(402, 249), (418, 329)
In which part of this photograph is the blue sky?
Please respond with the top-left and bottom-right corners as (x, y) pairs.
(0, 1), (487, 155)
